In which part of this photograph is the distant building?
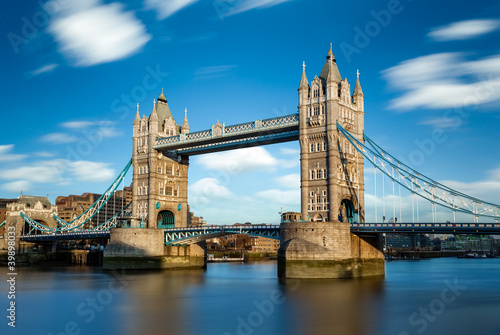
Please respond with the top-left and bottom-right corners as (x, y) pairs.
(281, 211), (302, 222)
(55, 185), (132, 228)
(385, 233), (429, 249)
(249, 236), (280, 252)
(0, 198), (17, 235)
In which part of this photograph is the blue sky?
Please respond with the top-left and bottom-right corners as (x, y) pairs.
(1, 0), (500, 225)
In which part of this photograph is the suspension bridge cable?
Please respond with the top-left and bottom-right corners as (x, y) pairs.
(374, 164), (377, 223)
(337, 122), (500, 220)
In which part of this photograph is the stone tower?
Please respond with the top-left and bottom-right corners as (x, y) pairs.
(278, 47), (383, 279)
(298, 46), (365, 223)
(131, 90), (190, 228)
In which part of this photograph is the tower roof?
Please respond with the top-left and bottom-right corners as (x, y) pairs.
(151, 90), (174, 130)
(319, 45), (342, 84)
(353, 70), (364, 96)
(299, 61), (309, 89)
(133, 103), (140, 125)
(181, 108), (190, 133)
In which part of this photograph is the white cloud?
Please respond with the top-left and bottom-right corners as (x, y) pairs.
(67, 161), (115, 182)
(280, 147), (299, 155)
(41, 133), (79, 143)
(0, 159), (115, 186)
(196, 147), (278, 175)
(222, 0), (290, 17)
(255, 189), (300, 209)
(0, 145), (27, 162)
(275, 173), (300, 189)
(145, 0), (198, 20)
(428, 19), (500, 41)
(30, 63), (59, 76)
(49, 0), (151, 66)
(61, 121), (95, 129)
(34, 151), (55, 158)
(418, 117), (463, 128)
(189, 178), (233, 211)
(1, 181), (31, 193)
(0, 161), (66, 183)
(61, 120), (122, 138)
(194, 65), (237, 80)
(383, 52), (500, 110)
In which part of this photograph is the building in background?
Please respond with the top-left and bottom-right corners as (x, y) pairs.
(55, 185), (132, 228)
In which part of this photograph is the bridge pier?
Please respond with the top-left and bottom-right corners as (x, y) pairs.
(103, 228), (206, 270)
(278, 222), (384, 279)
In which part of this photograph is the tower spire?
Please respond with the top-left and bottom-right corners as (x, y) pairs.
(133, 103), (140, 125)
(299, 61), (309, 89)
(353, 69), (363, 96)
(181, 108), (190, 134)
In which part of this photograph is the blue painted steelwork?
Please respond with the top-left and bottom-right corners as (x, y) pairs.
(154, 113), (299, 155)
(337, 122), (500, 221)
(178, 130), (299, 155)
(164, 225), (280, 245)
(0, 220), (5, 229)
(19, 231), (110, 242)
(351, 222), (500, 234)
(19, 160), (132, 234)
(21, 201), (132, 235)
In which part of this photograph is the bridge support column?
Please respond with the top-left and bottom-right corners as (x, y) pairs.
(103, 228), (206, 270)
(278, 222), (384, 279)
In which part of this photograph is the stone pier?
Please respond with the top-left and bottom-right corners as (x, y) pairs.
(103, 228), (206, 270)
(278, 222), (384, 279)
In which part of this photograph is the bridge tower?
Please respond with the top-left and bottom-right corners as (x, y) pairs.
(131, 91), (190, 228)
(299, 46), (365, 223)
(278, 47), (384, 279)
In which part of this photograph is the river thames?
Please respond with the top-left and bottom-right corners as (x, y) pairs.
(2, 258), (500, 335)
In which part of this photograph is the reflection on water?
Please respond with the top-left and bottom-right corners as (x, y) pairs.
(1, 259), (500, 335)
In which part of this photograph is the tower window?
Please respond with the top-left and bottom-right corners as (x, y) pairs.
(310, 143), (314, 152)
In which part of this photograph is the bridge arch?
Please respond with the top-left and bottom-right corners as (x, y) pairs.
(157, 210), (175, 229)
(312, 213), (324, 222)
(339, 199), (358, 223)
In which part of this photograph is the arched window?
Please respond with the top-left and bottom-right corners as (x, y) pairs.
(311, 170), (316, 180)
(310, 143), (314, 152)
(316, 143), (320, 152)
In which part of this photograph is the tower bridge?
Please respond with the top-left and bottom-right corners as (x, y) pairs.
(6, 46), (500, 278)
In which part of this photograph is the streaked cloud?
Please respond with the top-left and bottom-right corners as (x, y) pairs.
(383, 52), (500, 110)
(275, 173), (300, 189)
(196, 147), (278, 175)
(428, 19), (500, 41)
(0, 159), (116, 186)
(255, 188), (300, 209)
(49, 0), (151, 66)
(68, 161), (115, 182)
(61, 121), (95, 129)
(145, 0), (198, 20)
(1, 180), (31, 193)
(221, 0), (290, 17)
(41, 133), (79, 144)
(279, 147), (299, 155)
(34, 151), (55, 158)
(60, 120), (122, 138)
(30, 63), (59, 76)
(418, 117), (464, 128)
(0, 145), (27, 162)
(194, 65), (237, 80)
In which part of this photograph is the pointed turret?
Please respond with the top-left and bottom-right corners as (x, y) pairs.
(181, 108), (190, 134)
(133, 103), (141, 125)
(299, 61), (309, 89)
(150, 99), (158, 121)
(353, 70), (363, 97)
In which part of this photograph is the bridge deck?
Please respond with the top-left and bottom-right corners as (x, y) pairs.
(18, 222), (500, 244)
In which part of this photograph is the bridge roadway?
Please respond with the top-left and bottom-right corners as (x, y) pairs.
(18, 222), (500, 244)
